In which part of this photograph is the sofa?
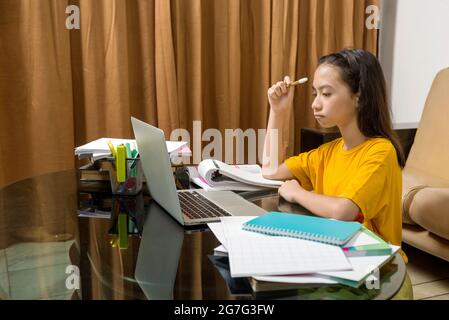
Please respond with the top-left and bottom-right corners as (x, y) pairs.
(402, 68), (449, 262)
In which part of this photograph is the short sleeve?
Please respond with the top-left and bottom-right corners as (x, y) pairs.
(284, 148), (320, 191)
(338, 146), (395, 220)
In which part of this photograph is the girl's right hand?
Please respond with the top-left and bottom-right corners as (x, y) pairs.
(267, 76), (294, 114)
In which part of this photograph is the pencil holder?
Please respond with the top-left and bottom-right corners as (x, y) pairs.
(101, 158), (144, 195)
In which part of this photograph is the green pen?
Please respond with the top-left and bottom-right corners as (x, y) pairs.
(130, 149), (138, 177)
(125, 143), (132, 176)
(125, 143), (132, 157)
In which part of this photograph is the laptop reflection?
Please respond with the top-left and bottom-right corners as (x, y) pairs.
(134, 202), (184, 300)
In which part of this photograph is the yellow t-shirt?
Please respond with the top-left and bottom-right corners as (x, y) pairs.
(285, 137), (407, 262)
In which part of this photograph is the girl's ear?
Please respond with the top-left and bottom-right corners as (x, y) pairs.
(354, 92), (361, 108)
(355, 92), (360, 108)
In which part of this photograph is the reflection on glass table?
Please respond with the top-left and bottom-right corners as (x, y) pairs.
(77, 189), (408, 300)
(0, 170), (407, 300)
(134, 202), (184, 299)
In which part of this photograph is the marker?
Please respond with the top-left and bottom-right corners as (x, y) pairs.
(118, 213), (128, 249)
(107, 140), (117, 158)
(116, 144), (127, 183)
(110, 236), (118, 248)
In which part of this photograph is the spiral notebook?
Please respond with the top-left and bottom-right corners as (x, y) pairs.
(242, 212), (362, 246)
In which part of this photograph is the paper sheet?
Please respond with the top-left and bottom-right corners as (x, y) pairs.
(207, 222), (228, 247)
(317, 245), (400, 282)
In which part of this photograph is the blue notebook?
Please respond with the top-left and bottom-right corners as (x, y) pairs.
(242, 212), (362, 246)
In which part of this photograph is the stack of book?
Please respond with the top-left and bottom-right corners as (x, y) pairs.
(75, 137), (192, 183)
(207, 212), (399, 293)
(75, 137), (191, 162)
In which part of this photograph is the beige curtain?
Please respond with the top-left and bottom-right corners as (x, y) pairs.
(0, 0), (378, 299)
(0, 0), (75, 188)
(1, 0), (379, 189)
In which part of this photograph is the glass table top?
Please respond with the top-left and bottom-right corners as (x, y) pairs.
(0, 170), (406, 300)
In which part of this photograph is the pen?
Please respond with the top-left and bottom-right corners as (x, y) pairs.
(130, 151), (139, 170)
(125, 143), (132, 176)
(125, 143), (132, 158)
(286, 77), (308, 88)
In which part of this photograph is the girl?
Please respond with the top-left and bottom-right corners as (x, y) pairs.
(262, 48), (406, 261)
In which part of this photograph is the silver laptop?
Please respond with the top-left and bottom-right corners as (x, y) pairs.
(131, 117), (266, 226)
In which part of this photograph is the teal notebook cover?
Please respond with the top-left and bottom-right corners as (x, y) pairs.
(243, 212), (362, 246)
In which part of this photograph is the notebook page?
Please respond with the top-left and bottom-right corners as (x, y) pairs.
(317, 245), (400, 282)
(165, 141), (188, 154)
(216, 161), (283, 187)
(192, 166), (266, 191)
(252, 245), (399, 285)
(220, 217), (352, 278)
(344, 229), (384, 247)
(207, 222), (228, 248)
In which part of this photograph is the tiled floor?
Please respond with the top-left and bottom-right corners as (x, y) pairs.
(0, 250), (9, 299)
(5, 241), (73, 272)
(0, 241), (76, 300)
(403, 243), (449, 300)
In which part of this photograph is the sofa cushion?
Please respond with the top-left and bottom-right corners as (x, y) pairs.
(405, 68), (449, 182)
(403, 224), (449, 263)
(408, 187), (449, 241)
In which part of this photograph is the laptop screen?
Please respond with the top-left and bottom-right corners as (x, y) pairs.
(131, 117), (184, 225)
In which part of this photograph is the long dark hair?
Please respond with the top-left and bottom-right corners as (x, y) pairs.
(318, 48), (405, 168)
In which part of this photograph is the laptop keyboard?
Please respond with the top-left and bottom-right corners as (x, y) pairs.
(178, 191), (231, 220)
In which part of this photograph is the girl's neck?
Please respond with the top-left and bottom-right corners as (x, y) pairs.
(338, 118), (368, 151)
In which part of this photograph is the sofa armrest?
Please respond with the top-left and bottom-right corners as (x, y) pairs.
(402, 185), (428, 225)
(409, 187), (449, 241)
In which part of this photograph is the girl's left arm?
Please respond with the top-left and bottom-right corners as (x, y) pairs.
(278, 180), (360, 221)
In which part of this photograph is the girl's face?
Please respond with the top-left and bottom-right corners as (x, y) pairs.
(311, 64), (359, 129)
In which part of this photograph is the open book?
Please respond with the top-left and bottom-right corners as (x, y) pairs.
(188, 159), (283, 191)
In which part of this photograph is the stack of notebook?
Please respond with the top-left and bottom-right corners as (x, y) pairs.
(207, 212), (400, 291)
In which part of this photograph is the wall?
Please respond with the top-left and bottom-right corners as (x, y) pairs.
(379, 0), (449, 125)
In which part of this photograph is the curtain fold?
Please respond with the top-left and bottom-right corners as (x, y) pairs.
(0, 0), (75, 188)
